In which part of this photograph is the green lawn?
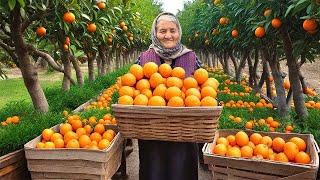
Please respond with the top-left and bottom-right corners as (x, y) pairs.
(0, 78), (61, 108)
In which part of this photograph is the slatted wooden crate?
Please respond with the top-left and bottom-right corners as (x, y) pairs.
(0, 149), (30, 180)
(24, 124), (124, 180)
(203, 129), (319, 180)
(112, 104), (223, 143)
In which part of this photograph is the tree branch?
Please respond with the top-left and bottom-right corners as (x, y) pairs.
(0, 39), (19, 63)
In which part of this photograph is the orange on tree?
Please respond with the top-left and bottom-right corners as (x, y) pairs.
(263, 9), (272, 17)
(87, 23), (97, 33)
(36, 26), (46, 37)
(271, 18), (282, 29)
(97, 2), (106, 9)
(63, 11), (75, 23)
(303, 19), (318, 31)
(255, 26), (265, 38)
(231, 29), (238, 38)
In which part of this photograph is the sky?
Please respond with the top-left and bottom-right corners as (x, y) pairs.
(158, 0), (193, 15)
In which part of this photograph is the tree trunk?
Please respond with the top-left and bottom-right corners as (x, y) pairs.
(87, 52), (95, 82)
(253, 48), (260, 86)
(247, 53), (255, 87)
(281, 26), (308, 119)
(223, 50), (230, 75)
(235, 51), (248, 83)
(98, 44), (107, 76)
(61, 50), (71, 91)
(11, 8), (49, 112)
(266, 50), (289, 117)
(263, 61), (272, 99)
(70, 55), (83, 86)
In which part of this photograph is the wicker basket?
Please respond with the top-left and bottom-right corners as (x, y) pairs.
(24, 124), (124, 180)
(203, 129), (320, 180)
(112, 104), (222, 143)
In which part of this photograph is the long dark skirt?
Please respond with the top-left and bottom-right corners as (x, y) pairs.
(138, 140), (199, 180)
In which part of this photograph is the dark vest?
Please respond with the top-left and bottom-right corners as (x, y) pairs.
(139, 49), (197, 77)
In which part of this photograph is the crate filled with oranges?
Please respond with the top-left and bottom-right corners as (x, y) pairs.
(24, 121), (123, 180)
(112, 62), (223, 143)
(202, 129), (319, 179)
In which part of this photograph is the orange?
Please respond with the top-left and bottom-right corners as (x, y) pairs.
(141, 89), (153, 99)
(98, 139), (111, 150)
(255, 26), (265, 38)
(133, 94), (149, 105)
(272, 137), (285, 153)
(270, 121), (279, 128)
(64, 131), (78, 144)
(44, 142), (55, 148)
(143, 62), (158, 78)
(283, 80), (290, 89)
(66, 139), (80, 148)
(167, 96), (185, 107)
(295, 152), (311, 164)
(136, 79), (150, 91)
(185, 88), (201, 99)
(42, 129), (54, 141)
(11, 116), (20, 124)
(103, 131), (115, 142)
(90, 132), (102, 142)
(149, 73), (164, 89)
(54, 138), (65, 148)
(303, 19), (318, 31)
(87, 23), (97, 33)
(184, 95), (201, 107)
(183, 77), (198, 89)
(226, 147), (241, 157)
(274, 152), (289, 162)
(119, 86), (134, 97)
(60, 123), (72, 135)
(201, 96), (217, 106)
(153, 84), (167, 98)
(260, 136), (273, 147)
(253, 144), (269, 159)
(133, 89), (140, 98)
(36, 26), (46, 37)
(94, 124), (105, 134)
(63, 12), (75, 23)
(148, 96), (166, 106)
(286, 125), (294, 131)
(36, 142), (45, 149)
(79, 134), (92, 148)
(226, 135), (236, 146)
(50, 133), (63, 142)
(283, 142), (299, 161)
(158, 63), (172, 78)
(97, 2), (106, 9)
(231, 29), (238, 38)
(235, 131), (249, 147)
(171, 67), (186, 79)
(241, 146), (253, 158)
(105, 129), (116, 137)
(71, 119), (83, 131)
(201, 78), (219, 90)
(248, 141), (255, 149)
(118, 95), (133, 105)
(271, 18), (282, 29)
(193, 68), (208, 84)
(130, 64), (144, 80)
(201, 86), (217, 99)
(166, 77), (183, 88)
(266, 117), (273, 124)
(217, 137), (229, 146)
(245, 121), (253, 129)
(165, 87), (182, 101)
(264, 9), (272, 17)
(121, 73), (136, 87)
(212, 144), (227, 156)
(84, 125), (93, 134)
(289, 137), (306, 152)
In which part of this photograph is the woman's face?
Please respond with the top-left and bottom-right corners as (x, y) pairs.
(156, 20), (180, 49)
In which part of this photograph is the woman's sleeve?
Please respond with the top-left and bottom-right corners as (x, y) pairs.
(195, 56), (203, 69)
(134, 56), (141, 65)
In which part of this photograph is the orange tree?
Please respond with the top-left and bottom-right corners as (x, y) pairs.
(179, 0), (319, 120)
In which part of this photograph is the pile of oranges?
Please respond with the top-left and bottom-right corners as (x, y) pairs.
(222, 99), (273, 109)
(305, 100), (320, 109)
(212, 131), (311, 164)
(118, 62), (220, 107)
(36, 114), (116, 150)
(85, 78), (121, 110)
(1, 115), (20, 126)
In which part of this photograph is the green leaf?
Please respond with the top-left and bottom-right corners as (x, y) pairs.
(285, 5), (295, 17)
(81, 13), (91, 21)
(17, 0), (25, 8)
(99, 17), (110, 23)
(20, 7), (26, 19)
(8, 0), (16, 10)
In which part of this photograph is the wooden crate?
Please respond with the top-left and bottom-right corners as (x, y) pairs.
(24, 124), (124, 180)
(0, 149), (30, 180)
(203, 129), (319, 180)
(112, 104), (223, 143)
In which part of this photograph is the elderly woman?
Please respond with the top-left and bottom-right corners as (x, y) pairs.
(136, 12), (202, 180)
